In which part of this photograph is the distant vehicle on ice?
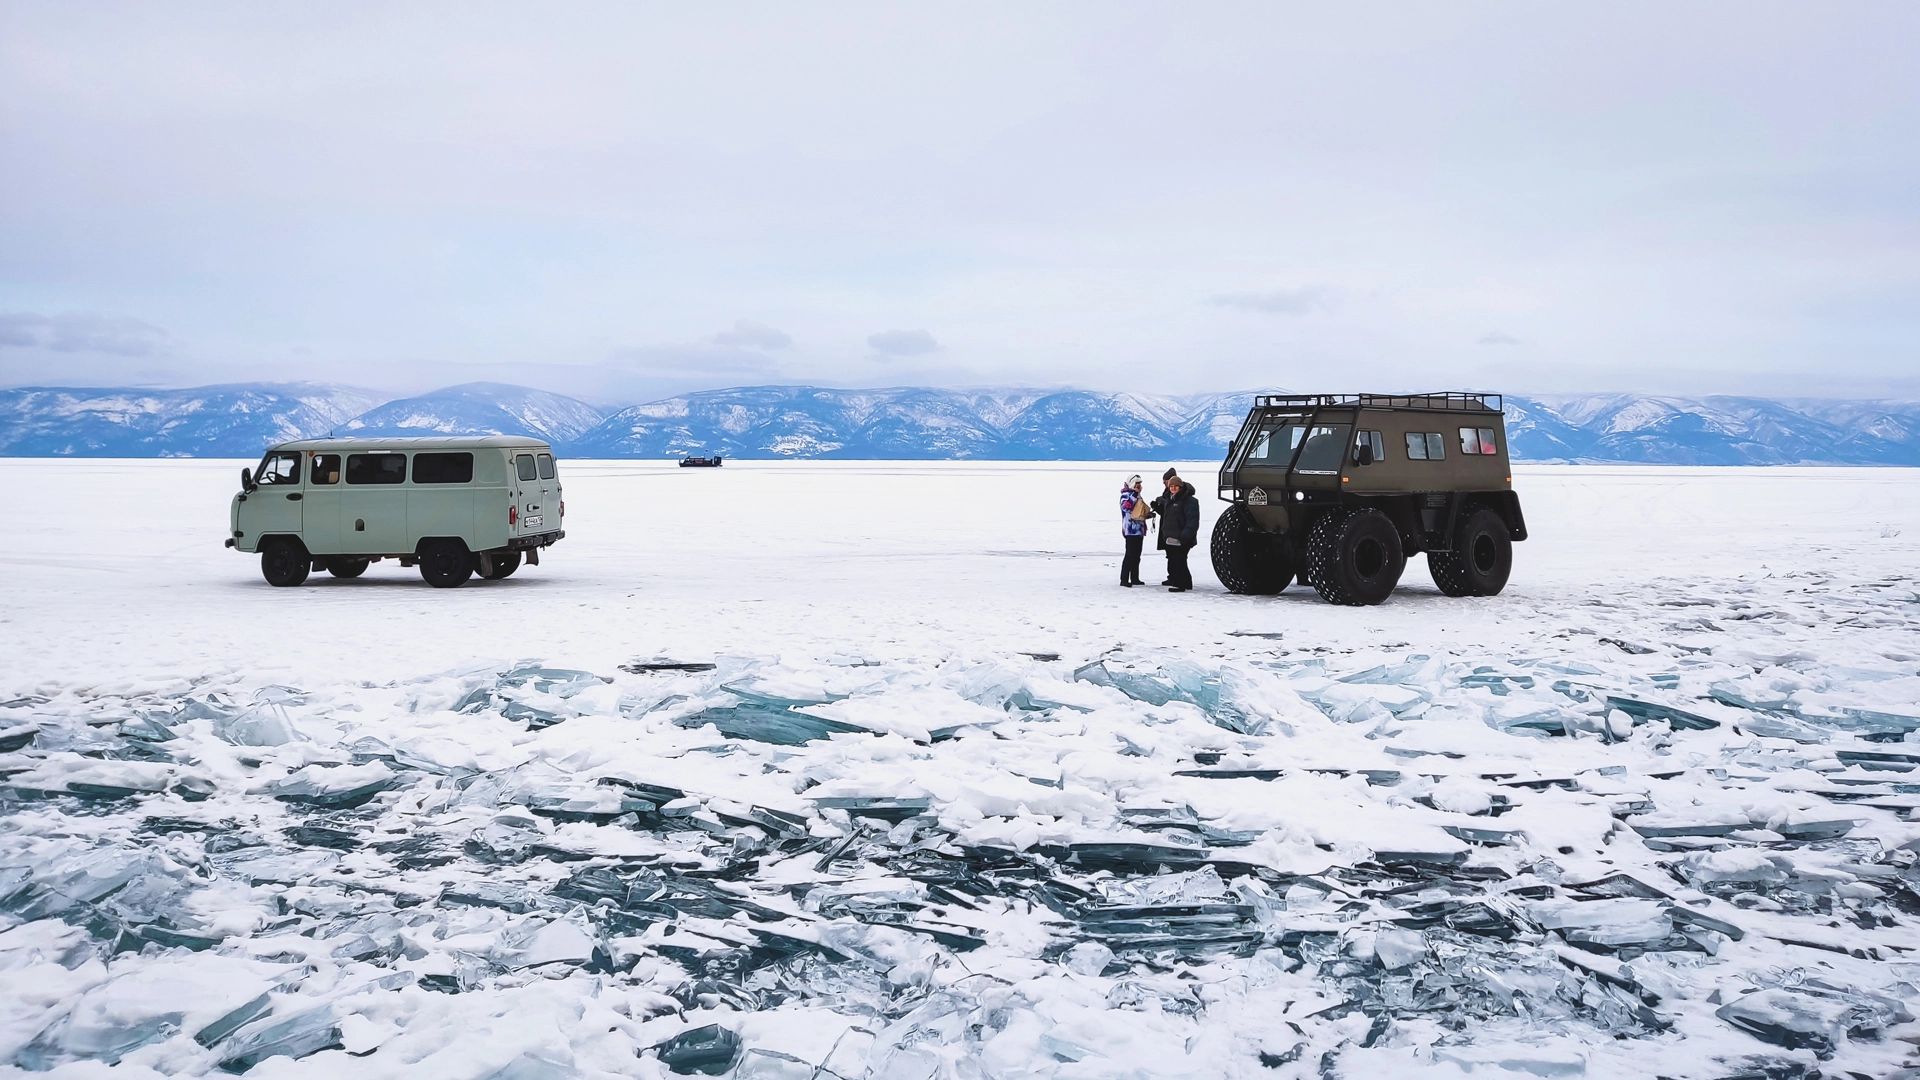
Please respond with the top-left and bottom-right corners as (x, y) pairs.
(1211, 393), (1527, 605)
(226, 435), (565, 589)
(678, 455), (724, 468)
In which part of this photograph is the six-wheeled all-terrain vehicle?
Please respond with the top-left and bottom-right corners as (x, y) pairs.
(1210, 393), (1527, 605)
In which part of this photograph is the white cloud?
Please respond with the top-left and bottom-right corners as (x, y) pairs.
(1210, 287), (1335, 316)
(0, 312), (170, 356)
(866, 329), (940, 358)
(710, 320), (792, 350)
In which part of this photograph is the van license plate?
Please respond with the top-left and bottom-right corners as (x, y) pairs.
(523, 515), (544, 529)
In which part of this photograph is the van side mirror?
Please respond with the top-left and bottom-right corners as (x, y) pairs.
(240, 467), (255, 492)
(1226, 439), (1238, 459)
(1355, 443), (1375, 466)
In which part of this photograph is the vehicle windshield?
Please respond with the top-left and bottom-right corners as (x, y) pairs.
(1237, 418), (1352, 474)
(254, 451), (300, 486)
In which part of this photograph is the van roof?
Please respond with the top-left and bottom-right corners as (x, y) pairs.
(269, 435), (555, 452)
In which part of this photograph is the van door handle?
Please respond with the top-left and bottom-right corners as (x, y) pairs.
(286, 493), (302, 501)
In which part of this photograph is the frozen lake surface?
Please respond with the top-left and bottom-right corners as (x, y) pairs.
(3, 460), (1919, 1077)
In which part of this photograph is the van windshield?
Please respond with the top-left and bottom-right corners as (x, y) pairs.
(254, 451), (301, 486)
(1237, 419), (1352, 475)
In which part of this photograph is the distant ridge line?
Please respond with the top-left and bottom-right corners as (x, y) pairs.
(0, 381), (1915, 465)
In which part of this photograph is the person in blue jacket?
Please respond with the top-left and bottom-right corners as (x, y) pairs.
(1119, 474), (1150, 586)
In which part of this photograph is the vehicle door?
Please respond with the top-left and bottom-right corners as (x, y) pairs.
(534, 452), (559, 532)
(340, 451), (410, 555)
(299, 452), (344, 554)
(510, 451), (551, 536)
(239, 450), (303, 543)
(409, 451), (477, 549)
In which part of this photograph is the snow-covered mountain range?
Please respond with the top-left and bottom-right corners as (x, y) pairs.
(2, 381), (1916, 464)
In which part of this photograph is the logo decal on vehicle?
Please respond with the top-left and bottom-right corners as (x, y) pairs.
(1247, 487), (1268, 506)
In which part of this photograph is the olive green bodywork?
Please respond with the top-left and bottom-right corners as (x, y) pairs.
(226, 435), (564, 587)
(1212, 393), (1527, 604)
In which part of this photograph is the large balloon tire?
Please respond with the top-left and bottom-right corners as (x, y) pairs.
(1209, 504), (1292, 596)
(1307, 507), (1406, 606)
(1428, 505), (1513, 597)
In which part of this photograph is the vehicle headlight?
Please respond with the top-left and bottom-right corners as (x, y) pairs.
(1294, 491), (1306, 502)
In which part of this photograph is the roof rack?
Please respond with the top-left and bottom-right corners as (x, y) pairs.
(1250, 392), (1503, 413)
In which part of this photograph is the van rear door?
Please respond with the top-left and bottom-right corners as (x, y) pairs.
(511, 451), (552, 535)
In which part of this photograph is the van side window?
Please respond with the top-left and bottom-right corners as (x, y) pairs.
(255, 451), (301, 485)
(309, 453), (340, 485)
(516, 454), (538, 482)
(346, 453), (407, 485)
(413, 452), (475, 484)
(1405, 433), (1445, 460)
(1459, 427), (1482, 455)
(1478, 427), (1497, 454)
(537, 453), (556, 480)
(1354, 430), (1385, 463)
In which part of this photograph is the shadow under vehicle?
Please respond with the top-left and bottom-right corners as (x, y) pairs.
(1210, 393), (1527, 605)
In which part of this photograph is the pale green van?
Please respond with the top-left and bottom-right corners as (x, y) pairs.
(226, 436), (566, 588)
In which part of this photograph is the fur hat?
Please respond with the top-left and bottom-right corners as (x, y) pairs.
(1126, 474), (1142, 486)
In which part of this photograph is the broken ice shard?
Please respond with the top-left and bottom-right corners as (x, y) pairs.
(1604, 695), (1719, 730)
(213, 698), (303, 746)
(217, 1005), (342, 1070)
(1073, 658), (1274, 734)
(677, 687), (864, 745)
(267, 762), (397, 808)
(1529, 898), (1673, 949)
(622, 658), (718, 673)
(649, 1024), (742, 1075)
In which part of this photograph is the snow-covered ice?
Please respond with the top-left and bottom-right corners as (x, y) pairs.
(2, 459), (1919, 1078)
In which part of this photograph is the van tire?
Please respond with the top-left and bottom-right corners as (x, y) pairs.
(482, 551), (522, 580)
(1307, 507), (1405, 606)
(325, 558), (370, 579)
(1429, 505), (1513, 597)
(260, 538), (310, 587)
(418, 540), (474, 589)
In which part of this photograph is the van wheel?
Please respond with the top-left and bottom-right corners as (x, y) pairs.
(482, 551), (522, 580)
(1307, 508), (1405, 606)
(1209, 504), (1290, 595)
(418, 540), (474, 589)
(1429, 506), (1513, 597)
(260, 539), (310, 587)
(325, 558), (370, 579)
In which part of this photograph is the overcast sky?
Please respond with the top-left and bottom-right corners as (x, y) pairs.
(2, 2), (1917, 403)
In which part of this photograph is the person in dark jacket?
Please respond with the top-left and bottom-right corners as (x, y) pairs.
(1119, 474), (1150, 586)
(1155, 468), (1200, 591)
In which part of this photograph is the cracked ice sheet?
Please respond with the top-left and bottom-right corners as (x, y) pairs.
(4, 461), (1920, 1078)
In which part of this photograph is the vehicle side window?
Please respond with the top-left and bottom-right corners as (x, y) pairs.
(1459, 427), (1482, 455)
(346, 453), (407, 485)
(516, 454), (538, 482)
(1478, 427), (1497, 454)
(413, 452), (475, 484)
(537, 453), (556, 480)
(309, 453), (340, 485)
(1354, 430), (1385, 463)
(256, 452), (301, 485)
(1406, 433), (1445, 460)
